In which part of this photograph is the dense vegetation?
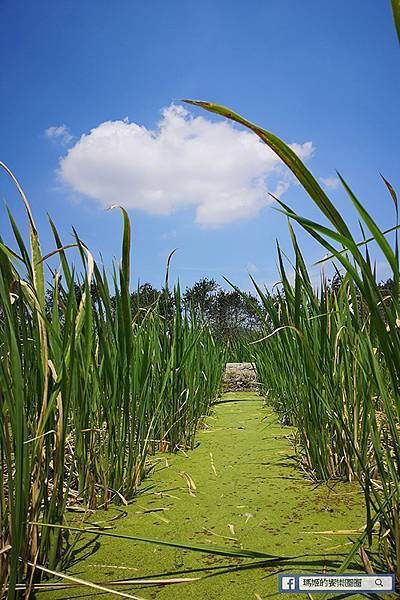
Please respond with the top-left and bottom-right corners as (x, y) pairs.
(188, 98), (400, 580)
(0, 166), (225, 597)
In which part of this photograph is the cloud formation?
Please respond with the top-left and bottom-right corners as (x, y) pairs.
(246, 263), (258, 274)
(59, 105), (314, 227)
(320, 176), (340, 190)
(45, 125), (73, 146)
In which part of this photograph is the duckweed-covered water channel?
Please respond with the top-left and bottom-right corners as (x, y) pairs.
(38, 393), (382, 600)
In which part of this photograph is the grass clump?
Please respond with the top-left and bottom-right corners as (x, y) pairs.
(188, 99), (400, 582)
(0, 163), (225, 597)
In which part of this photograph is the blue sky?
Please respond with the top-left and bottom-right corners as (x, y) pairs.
(0, 1), (399, 291)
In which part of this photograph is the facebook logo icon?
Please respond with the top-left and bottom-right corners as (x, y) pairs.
(279, 575), (298, 593)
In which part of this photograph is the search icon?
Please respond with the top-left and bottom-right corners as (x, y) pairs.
(375, 578), (384, 587)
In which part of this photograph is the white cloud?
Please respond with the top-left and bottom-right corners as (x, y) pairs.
(161, 228), (177, 240)
(59, 105), (314, 227)
(247, 263), (258, 273)
(320, 176), (340, 190)
(45, 125), (73, 146)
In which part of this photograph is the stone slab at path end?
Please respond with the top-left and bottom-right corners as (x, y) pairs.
(222, 362), (258, 391)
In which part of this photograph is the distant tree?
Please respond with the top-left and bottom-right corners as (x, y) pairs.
(378, 277), (395, 295)
(183, 278), (262, 340)
(131, 282), (160, 309)
(213, 289), (262, 340)
(43, 274), (262, 340)
(328, 272), (344, 295)
(130, 283), (174, 321)
(183, 278), (218, 322)
(45, 278), (100, 321)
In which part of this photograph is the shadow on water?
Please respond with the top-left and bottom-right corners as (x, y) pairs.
(210, 397), (261, 407)
(32, 554), (382, 600)
(59, 534), (101, 572)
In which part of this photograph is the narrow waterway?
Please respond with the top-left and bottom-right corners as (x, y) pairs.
(40, 393), (370, 600)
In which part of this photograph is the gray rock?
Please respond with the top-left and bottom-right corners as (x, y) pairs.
(222, 362), (258, 391)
